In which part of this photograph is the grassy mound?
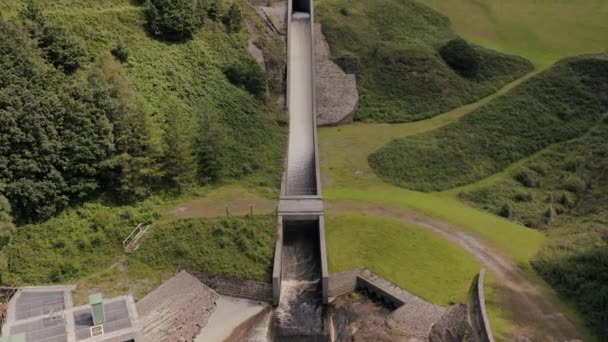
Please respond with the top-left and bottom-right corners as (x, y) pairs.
(460, 123), (608, 339)
(325, 212), (480, 305)
(316, 0), (533, 123)
(369, 54), (608, 191)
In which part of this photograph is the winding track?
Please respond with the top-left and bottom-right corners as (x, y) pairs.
(326, 201), (581, 341)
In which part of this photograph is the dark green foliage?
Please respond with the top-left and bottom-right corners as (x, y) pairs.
(224, 61), (267, 97)
(196, 114), (226, 183)
(439, 39), (480, 77)
(514, 168), (541, 188)
(370, 54), (608, 191)
(163, 99), (197, 192)
(134, 216), (276, 282)
(20, 1), (86, 74)
(333, 54), (359, 74)
(0, 21), (113, 222)
(146, 0), (205, 41)
(461, 123), (608, 337)
(39, 26), (87, 73)
(222, 3), (242, 33)
(207, 0), (222, 21)
(111, 39), (129, 63)
(317, 0), (533, 122)
(498, 203), (512, 218)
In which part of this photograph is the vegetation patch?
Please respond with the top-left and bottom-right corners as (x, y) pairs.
(133, 215), (276, 282)
(325, 212), (480, 305)
(369, 53), (608, 191)
(316, 0), (533, 123)
(460, 123), (608, 339)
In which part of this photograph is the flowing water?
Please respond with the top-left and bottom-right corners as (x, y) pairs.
(274, 221), (326, 339)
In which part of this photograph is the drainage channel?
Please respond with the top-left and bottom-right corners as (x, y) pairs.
(272, 0), (329, 340)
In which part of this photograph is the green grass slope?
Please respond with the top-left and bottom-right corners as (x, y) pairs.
(316, 0), (532, 123)
(418, 0), (608, 68)
(460, 123), (608, 339)
(325, 212), (480, 305)
(370, 53), (608, 191)
(41, 2), (285, 187)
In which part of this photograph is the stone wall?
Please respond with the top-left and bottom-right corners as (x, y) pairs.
(327, 269), (362, 298)
(468, 269), (495, 342)
(428, 304), (472, 342)
(190, 272), (273, 303)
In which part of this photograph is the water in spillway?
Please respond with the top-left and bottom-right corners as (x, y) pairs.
(285, 12), (317, 196)
(274, 221), (325, 339)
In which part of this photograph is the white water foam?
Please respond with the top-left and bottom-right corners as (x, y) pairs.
(276, 279), (320, 324)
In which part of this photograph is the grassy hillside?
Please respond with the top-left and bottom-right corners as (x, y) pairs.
(316, 0), (532, 123)
(326, 212), (480, 305)
(460, 124), (608, 338)
(370, 53), (608, 191)
(419, 0), (608, 68)
(0, 0), (284, 287)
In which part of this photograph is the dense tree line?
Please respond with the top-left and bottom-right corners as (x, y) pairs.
(0, 7), (229, 225)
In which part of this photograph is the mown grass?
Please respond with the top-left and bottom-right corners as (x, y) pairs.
(418, 0), (608, 68)
(370, 54), (608, 192)
(325, 212), (480, 305)
(316, 0), (532, 123)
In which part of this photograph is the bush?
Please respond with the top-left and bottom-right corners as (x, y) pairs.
(439, 39), (480, 78)
(222, 3), (242, 33)
(224, 61), (267, 97)
(514, 169), (541, 188)
(498, 203), (512, 218)
(111, 40), (129, 63)
(39, 26), (87, 73)
(334, 54), (359, 74)
(146, 0), (205, 41)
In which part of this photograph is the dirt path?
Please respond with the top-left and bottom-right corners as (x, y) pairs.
(326, 201), (580, 341)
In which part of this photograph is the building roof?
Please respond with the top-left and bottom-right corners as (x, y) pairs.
(2, 286), (141, 342)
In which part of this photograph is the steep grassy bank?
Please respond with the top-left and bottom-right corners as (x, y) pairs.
(316, 0), (532, 123)
(460, 123), (608, 338)
(370, 53), (608, 191)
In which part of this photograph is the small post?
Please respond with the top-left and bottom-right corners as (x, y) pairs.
(225, 203), (229, 217)
(250, 204), (253, 216)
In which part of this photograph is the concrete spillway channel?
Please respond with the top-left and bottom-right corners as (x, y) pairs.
(273, 0), (329, 340)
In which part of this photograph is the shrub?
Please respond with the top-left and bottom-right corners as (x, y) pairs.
(222, 3), (242, 33)
(334, 54), (359, 74)
(562, 175), (586, 194)
(439, 39), (480, 78)
(39, 26), (86, 73)
(111, 40), (129, 63)
(498, 203), (512, 218)
(339, 7), (350, 16)
(146, 0), (205, 41)
(514, 169), (541, 188)
(224, 61), (267, 97)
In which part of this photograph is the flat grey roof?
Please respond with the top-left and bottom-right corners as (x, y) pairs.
(2, 286), (141, 342)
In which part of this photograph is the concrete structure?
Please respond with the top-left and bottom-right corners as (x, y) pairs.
(136, 271), (219, 342)
(274, 0), (329, 309)
(469, 269), (495, 342)
(2, 286), (141, 342)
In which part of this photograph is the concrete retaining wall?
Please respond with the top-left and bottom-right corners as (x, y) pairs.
(190, 272), (273, 303)
(319, 215), (329, 304)
(468, 269), (495, 342)
(273, 216), (284, 305)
